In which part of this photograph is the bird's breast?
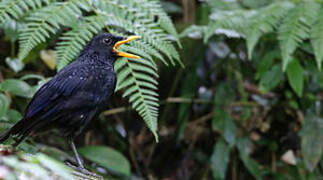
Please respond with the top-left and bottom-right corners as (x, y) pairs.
(80, 66), (116, 103)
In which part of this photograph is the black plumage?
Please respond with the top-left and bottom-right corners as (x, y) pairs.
(0, 33), (140, 172)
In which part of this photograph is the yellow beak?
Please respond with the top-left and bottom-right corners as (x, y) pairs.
(113, 36), (141, 59)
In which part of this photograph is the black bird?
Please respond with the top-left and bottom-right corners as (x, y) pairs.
(0, 33), (140, 172)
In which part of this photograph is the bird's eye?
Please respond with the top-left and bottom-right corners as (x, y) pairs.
(103, 38), (112, 45)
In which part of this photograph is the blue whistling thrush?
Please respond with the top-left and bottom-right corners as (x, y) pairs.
(0, 33), (140, 174)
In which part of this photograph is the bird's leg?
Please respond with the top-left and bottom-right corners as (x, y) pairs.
(69, 138), (84, 168)
(67, 138), (102, 179)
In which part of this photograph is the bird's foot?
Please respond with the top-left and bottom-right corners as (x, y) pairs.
(65, 161), (103, 180)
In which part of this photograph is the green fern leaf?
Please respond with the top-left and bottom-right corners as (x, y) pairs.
(0, 0), (50, 23)
(180, 25), (206, 39)
(93, 0), (181, 66)
(200, 1), (323, 71)
(278, 2), (319, 70)
(121, 45), (157, 69)
(204, 9), (254, 42)
(97, 12), (181, 66)
(115, 58), (159, 141)
(56, 16), (105, 70)
(18, 0), (88, 61)
(244, 2), (294, 58)
(124, 0), (181, 47)
(311, 7), (323, 70)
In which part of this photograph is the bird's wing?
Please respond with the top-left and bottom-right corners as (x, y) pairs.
(4, 63), (116, 142)
(0, 63), (90, 143)
(24, 63), (90, 119)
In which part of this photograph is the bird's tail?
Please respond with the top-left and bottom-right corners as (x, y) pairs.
(0, 118), (28, 146)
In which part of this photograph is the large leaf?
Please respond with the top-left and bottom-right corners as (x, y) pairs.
(0, 79), (33, 98)
(286, 59), (304, 97)
(259, 64), (283, 92)
(5, 57), (24, 73)
(211, 139), (230, 179)
(224, 114), (237, 147)
(3, 156), (50, 179)
(237, 137), (263, 180)
(300, 115), (323, 172)
(177, 67), (199, 142)
(6, 109), (22, 123)
(37, 153), (73, 180)
(78, 145), (131, 176)
(214, 82), (236, 106)
(0, 93), (9, 118)
(255, 54), (275, 80)
(2, 153), (73, 180)
(212, 110), (237, 147)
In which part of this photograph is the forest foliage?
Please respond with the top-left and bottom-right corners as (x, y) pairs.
(0, 0), (322, 179)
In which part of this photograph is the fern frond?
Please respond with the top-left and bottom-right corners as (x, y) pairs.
(204, 9), (255, 42)
(128, 41), (163, 66)
(180, 25), (206, 39)
(243, 2), (294, 57)
(132, 0), (181, 47)
(107, 0), (181, 47)
(311, 7), (323, 70)
(56, 13), (174, 68)
(11, 0), (182, 140)
(121, 45), (157, 68)
(115, 58), (159, 141)
(56, 16), (105, 70)
(87, 12), (180, 66)
(278, 2), (319, 70)
(18, 0), (88, 60)
(0, 0), (50, 23)
(94, 1), (181, 66)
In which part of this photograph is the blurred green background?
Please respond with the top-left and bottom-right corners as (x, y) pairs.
(0, 0), (323, 179)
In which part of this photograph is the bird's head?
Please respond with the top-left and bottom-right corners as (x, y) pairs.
(87, 33), (141, 60)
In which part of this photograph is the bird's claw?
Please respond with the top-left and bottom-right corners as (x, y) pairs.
(65, 161), (103, 180)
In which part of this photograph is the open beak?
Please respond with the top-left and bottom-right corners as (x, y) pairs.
(113, 36), (141, 59)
